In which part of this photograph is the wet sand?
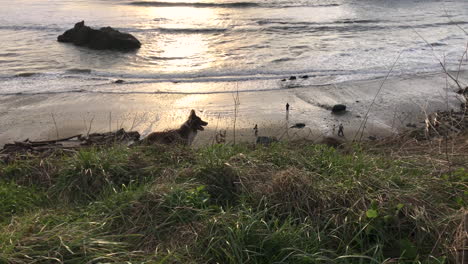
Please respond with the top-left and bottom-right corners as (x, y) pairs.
(0, 71), (465, 146)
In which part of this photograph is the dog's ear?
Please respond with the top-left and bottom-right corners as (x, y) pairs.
(189, 109), (196, 119)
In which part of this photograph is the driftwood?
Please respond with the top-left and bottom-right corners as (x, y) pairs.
(81, 129), (140, 146)
(1, 128), (140, 161)
(410, 89), (468, 139)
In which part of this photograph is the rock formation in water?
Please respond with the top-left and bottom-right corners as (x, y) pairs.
(58, 21), (141, 51)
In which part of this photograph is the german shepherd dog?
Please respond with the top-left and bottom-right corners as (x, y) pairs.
(142, 110), (208, 145)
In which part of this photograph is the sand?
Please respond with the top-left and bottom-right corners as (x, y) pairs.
(0, 71), (465, 146)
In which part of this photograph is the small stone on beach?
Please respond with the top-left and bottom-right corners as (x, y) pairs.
(290, 123), (306, 129)
(332, 104), (347, 114)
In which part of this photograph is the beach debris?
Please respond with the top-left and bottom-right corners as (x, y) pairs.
(338, 124), (344, 137)
(81, 129), (140, 146)
(0, 128), (140, 161)
(290, 123), (306, 129)
(404, 89), (468, 140)
(256, 136), (278, 145)
(58, 21), (141, 51)
(332, 104), (347, 114)
(289, 76), (297, 80)
(114, 79), (125, 84)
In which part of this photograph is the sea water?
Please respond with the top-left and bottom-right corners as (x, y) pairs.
(0, 0), (466, 95)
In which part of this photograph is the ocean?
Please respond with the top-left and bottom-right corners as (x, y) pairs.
(0, 0), (467, 95)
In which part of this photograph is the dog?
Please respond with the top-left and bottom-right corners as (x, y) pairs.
(142, 110), (208, 145)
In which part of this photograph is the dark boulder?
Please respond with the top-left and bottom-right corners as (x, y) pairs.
(331, 104), (346, 114)
(289, 76), (297, 80)
(290, 123), (306, 129)
(58, 21), (141, 51)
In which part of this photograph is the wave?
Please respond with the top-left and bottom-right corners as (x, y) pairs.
(257, 19), (383, 26)
(14, 72), (39, 78)
(156, 27), (228, 34)
(128, 1), (341, 9)
(1, 68), (455, 97)
(128, 1), (259, 8)
(261, 20), (468, 34)
(282, 3), (340, 8)
(66, 68), (92, 74)
(0, 52), (18, 57)
(148, 56), (186, 60)
(0, 87), (283, 96)
(0, 25), (64, 32)
(2, 67), (352, 84)
(271, 57), (294, 63)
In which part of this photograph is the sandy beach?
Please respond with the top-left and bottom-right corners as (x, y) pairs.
(0, 71), (465, 146)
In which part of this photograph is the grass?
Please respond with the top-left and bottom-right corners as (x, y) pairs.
(0, 135), (466, 263)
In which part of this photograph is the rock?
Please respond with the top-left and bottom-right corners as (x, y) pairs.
(58, 21), (141, 51)
(281, 79), (286, 82)
(289, 76), (297, 80)
(331, 104), (346, 114)
(290, 123), (306, 129)
(300, 75), (309, 79)
(114, 79), (125, 84)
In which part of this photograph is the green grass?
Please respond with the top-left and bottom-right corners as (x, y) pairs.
(0, 140), (466, 263)
(0, 181), (47, 223)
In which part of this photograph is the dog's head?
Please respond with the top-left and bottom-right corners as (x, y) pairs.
(187, 109), (208, 131)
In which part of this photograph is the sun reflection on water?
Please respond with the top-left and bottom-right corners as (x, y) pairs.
(138, 6), (224, 73)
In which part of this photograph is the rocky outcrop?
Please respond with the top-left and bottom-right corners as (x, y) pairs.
(58, 21), (141, 51)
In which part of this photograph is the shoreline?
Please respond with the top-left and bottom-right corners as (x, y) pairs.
(0, 71), (466, 146)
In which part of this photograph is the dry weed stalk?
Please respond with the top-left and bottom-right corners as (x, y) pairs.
(355, 50), (404, 142)
(50, 113), (59, 139)
(232, 84), (240, 144)
(211, 113), (222, 145)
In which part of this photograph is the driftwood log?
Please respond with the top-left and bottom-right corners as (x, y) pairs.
(1, 128), (140, 162)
